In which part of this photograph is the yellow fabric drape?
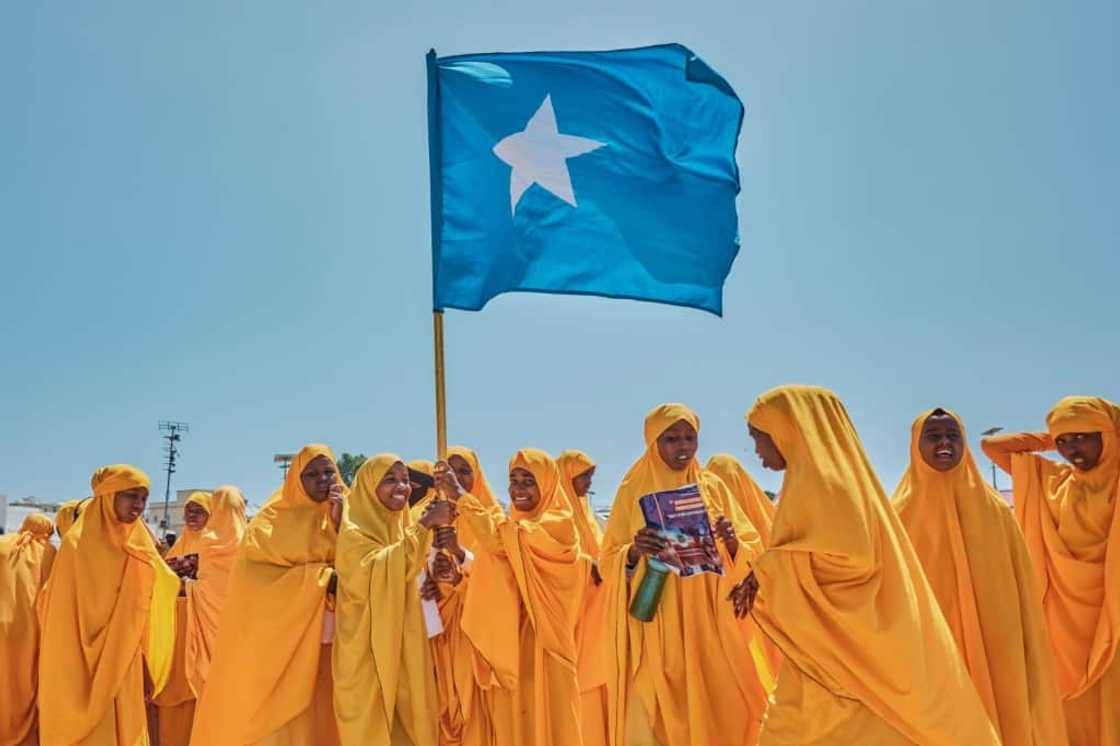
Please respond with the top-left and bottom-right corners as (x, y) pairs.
(601, 404), (771, 746)
(705, 454), (776, 548)
(0, 513), (55, 746)
(153, 487), (247, 746)
(996, 396), (1120, 746)
(456, 448), (590, 746)
(55, 497), (91, 538)
(892, 409), (1068, 745)
(38, 465), (179, 746)
(189, 445), (341, 746)
(746, 386), (998, 745)
(557, 449), (609, 746)
(333, 453), (438, 746)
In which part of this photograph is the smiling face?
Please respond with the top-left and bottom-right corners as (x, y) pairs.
(571, 466), (595, 497)
(300, 455), (338, 502)
(918, 411), (964, 472)
(183, 501), (210, 532)
(447, 455), (475, 492)
(1055, 431), (1104, 471)
(113, 487), (149, 523)
(509, 467), (542, 513)
(748, 424), (787, 471)
(376, 462), (412, 512)
(656, 420), (698, 471)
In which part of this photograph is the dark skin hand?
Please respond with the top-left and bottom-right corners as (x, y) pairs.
(433, 525), (466, 563)
(431, 552), (463, 585)
(728, 571), (759, 618)
(713, 515), (739, 561)
(626, 526), (668, 566)
(590, 562), (603, 586)
(326, 569), (338, 596)
(420, 573), (442, 602)
(418, 498), (456, 529)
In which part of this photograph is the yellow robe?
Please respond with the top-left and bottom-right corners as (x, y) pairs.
(558, 450), (609, 746)
(189, 445), (341, 746)
(601, 404), (771, 746)
(893, 409), (1067, 744)
(746, 386), (998, 745)
(983, 396), (1120, 746)
(455, 448), (590, 746)
(0, 514), (55, 746)
(333, 454), (438, 746)
(705, 454), (776, 547)
(37, 465), (179, 746)
(153, 487), (247, 746)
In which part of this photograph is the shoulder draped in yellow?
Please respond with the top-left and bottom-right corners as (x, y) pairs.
(705, 453), (776, 547)
(0, 513), (55, 746)
(994, 396), (1120, 746)
(333, 453), (438, 746)
(38, 465), (179, 745)
(747, 386), (998, 745)
(892, 409), (1067, 744)
(601, 404), (771, 746)
(189, 445), (340, 746)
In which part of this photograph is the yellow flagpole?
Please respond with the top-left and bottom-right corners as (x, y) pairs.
(433, 310), (448, 460)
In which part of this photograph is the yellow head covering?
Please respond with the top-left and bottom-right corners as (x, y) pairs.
(1011, 396), (1120, 701)
(0, 512), (57, 744)
(408, 458), (435, 477)
(189, 445), (340, 745)
(601, 404), (771, 746)
(165, 491), (215, 560)
(444, 445), (502, 551)
(747, 386), (998, 745)
(557, 449), (604, 558)
(893, 409), (1067, 743)
(38, 464), (179, 745)
(705, 453), (776, 547)
(55, 497), (92, 538)
(333, 453), (438, 746)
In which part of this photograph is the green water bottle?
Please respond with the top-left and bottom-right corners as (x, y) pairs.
(629, 557), (671, 622)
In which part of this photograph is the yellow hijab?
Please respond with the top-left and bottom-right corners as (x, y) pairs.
(601, 404), (771, 746)
(557, 449), (604, 558)
(165, 490), (215, 559)
(705, 453), (776, 547)
(37, 465), (179, 745)
(189, 445), (340, 746)
(1012, 396), (1120, 700)
(444, 445), (502, 551)
(54, 497), (91, 538)
(334, 453), (438, 746)
(747, 386), (998, 745)
(0, 513), (56, 745)
(893, 409), (1067, 744)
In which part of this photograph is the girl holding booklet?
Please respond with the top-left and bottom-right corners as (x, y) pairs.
(434, 448), (590, 746)
(333, 453), (454, 746)
(600, 403), (771, 746)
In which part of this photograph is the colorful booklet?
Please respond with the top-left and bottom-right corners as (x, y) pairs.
(638, 483), (723, 577)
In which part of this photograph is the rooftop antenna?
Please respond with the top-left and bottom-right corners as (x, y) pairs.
(159, 421), (190, 529)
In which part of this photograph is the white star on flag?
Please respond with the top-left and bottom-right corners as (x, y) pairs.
(492, 94), (607, 215)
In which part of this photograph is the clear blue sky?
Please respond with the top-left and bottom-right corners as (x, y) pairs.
(3, 1), (1117, 511)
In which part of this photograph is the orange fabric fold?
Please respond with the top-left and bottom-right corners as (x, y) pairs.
(601, 404), (771, 746)
(746, 386), (998, 745)
(38, 465), (179, 745)
(0, 513), (55, 746)
(189, 445), (340, 746)
(892, 409), (1067, 745)
(705, 453), (776, 547)
(998, 396), (1120, 745)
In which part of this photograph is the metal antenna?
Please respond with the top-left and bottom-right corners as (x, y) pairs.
(158, 421), (190, 529)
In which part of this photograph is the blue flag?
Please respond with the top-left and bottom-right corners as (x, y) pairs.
(427, 44), (744, 316)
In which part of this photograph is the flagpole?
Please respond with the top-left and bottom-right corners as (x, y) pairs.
(433, 310), (448, 460)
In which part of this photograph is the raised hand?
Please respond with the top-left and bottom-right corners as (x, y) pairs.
(714, 515), (739, 560)
(327, 482), (345, 529)
(433, 525), (465, 562)
(728, 571), (759, 618)
(420, 498), (455, 529)
(433, 461), (466, 501)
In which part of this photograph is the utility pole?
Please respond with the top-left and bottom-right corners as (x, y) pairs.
(981, 426), (1004, 491)
(159, 421), (190, 530)
(274, 453), (295, 479)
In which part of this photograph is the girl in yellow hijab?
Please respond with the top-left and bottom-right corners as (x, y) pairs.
(600, 404), (771, 746)
(0, 513), (55, 746)
(705, 454), (776, 548)
(557, 449), (609, 746)
(982, 396), (1120, 746)
(153, 487), (248, 746)
(38, 464), (180, 746)
(893, 408), (1067, 744)
(333, 453), (454, 745)
(736, 386), (998, 745)
(434, 448), (591, 746)
(189, 445), (343, 746)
